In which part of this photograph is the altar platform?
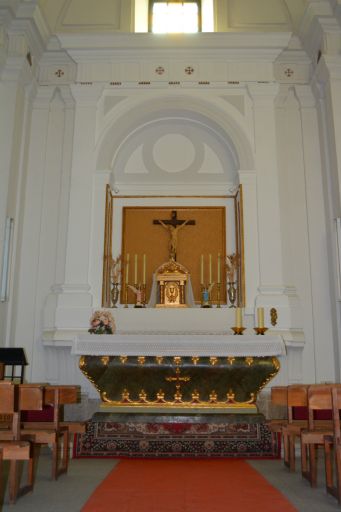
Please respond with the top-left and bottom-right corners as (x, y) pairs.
(73, 411), (280, 459)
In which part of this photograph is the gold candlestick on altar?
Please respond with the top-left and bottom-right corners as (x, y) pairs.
(231, 326), (246, 335)
(142, 284), (146, 307)
(124, 284), (129, 308)
(232, 307), (245, 334)
(254, 327), (268, 335)
(216, 283), (221, 308)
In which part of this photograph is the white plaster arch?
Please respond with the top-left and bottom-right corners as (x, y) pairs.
(95, 92), (255, 176)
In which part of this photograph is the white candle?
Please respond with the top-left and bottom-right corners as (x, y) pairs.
(143, 254), (146, 285)
(257, 307), (264, 328)
(235, 307), (242, 328)
(126, 253), (130, 283)
(209, 254), (212, 284)
(134, 254), (138, 284)
(217, 253), (221, 284)
(200, 254), (204, 285)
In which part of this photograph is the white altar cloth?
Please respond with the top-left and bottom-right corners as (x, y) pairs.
(72, 333), (286, 357)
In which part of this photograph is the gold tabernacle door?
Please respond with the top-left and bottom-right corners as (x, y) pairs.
(155, 259), (189, 308)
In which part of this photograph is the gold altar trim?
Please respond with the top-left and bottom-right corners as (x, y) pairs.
(100, 392), (257, 411)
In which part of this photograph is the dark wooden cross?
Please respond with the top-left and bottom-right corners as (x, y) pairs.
(153, 210), (195, 261)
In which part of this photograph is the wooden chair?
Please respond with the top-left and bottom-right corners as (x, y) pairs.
(324, 386), (341, 502)
(23, 385), (85, 433)
(300, 384), (336, 487)
(20, 386), (69, 480)
(0, 382), (36, 504)
(266, 386), (288, 453)
(0, 362), (4, 380)
(21, 385), (82, 479)
(281, 384), (309, 471)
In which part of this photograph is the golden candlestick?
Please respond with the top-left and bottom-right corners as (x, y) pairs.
(231, 326), (246, 335)
(254, 327), (268, 335)
(216, 283), (221, 308)
(124, 284), (129, 308)
(142, 284), (146, 307)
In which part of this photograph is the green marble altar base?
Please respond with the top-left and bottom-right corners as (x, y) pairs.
(80, 355), (280, 411)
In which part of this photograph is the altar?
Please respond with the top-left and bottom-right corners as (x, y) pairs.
(73, 333), (285, 412)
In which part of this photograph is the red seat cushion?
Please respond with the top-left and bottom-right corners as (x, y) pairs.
(21, 405), (54, 422)
(292, 406), (332, 420)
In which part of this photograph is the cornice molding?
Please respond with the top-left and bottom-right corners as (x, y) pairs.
(57, 32), (292, 56)
(299, 0), (341, 63)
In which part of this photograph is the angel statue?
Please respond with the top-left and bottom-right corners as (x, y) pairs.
(225, 253), (239, 283)
(111, 255), (122, 283)
(225, 253), (239, 308)
(128, 284), (143, 308)
(110, 255), (121, 307)
(202, 282), (215, 308)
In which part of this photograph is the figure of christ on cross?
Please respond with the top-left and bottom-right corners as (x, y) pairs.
(153, 210), (195, 261)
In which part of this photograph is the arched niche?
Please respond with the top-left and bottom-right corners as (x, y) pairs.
(95, 93), (255, 193)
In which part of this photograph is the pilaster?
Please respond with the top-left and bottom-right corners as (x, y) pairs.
(237, 170), (259, 312)
(44, 84), (104, 333)
(247, 83), (284, 290)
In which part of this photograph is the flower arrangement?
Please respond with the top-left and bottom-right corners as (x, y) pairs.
(88, 310), (115, 335)
(225, 253), (239, 283)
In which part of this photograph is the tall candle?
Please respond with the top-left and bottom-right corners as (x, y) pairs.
(200, 254), (204, 285)
(143, 254), (146, 285)
(209, 254), (212, 284)
(126, 253), (130, 283)
(134, 254), (138, 284)
(217, 253), (221, 284)
(257, 307), (264, 328)
(235, 307), (242, 328)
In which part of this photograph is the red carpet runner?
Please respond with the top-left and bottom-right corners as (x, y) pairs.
(82, 459), (297, 512)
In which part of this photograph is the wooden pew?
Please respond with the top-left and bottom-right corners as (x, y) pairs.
(21, 385), (83, 479)
(0, 382), (37, 504)
(300, 384), (338, 487)
(281, 384), (309, 471)
(324, 386), (341, 502)
(266, 386), (288, 455)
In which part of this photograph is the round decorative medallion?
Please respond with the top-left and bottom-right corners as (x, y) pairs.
(152, 134), (195, 173)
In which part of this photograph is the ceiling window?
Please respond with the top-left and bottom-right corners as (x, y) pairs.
(150, 1), (201, 33)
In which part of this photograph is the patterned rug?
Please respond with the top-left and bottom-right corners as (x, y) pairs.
(74, 413), (280, 459)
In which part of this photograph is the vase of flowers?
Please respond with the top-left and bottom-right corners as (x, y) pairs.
(88, 310), (115, 334)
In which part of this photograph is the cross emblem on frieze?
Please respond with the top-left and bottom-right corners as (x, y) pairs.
(55, 69), (65, 78)
(153, 210), (195, 261)
(284, 68), (294, 78)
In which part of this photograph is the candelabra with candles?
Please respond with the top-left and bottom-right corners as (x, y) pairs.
(124, 253), (147, 308)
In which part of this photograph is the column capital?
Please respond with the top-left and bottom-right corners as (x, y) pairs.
(294, 84), (317, 108)
(238, 170), (257, 184)
(70, 83), (104, 107)
(247, 83), (280, 105)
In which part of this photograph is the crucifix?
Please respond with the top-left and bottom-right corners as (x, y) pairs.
(166, 366), (191, 401)
(153, 210), (195, 261)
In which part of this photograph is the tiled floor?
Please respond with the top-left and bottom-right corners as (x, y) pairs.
(1, 449), (340, 511)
